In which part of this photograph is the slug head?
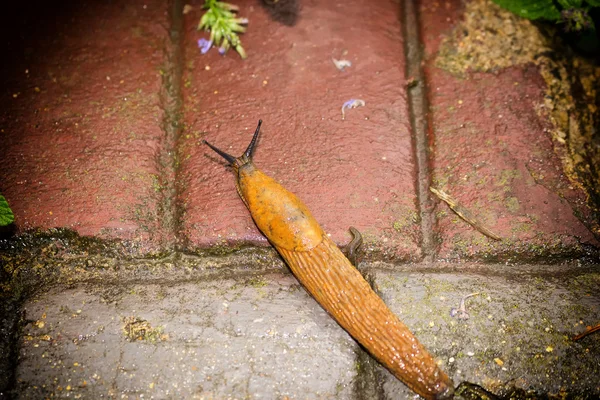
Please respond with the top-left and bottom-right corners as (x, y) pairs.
(203, 119), (325, 251)
(202, 119), (262, 172)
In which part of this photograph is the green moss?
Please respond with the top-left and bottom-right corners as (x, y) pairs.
(448, 232), (593, 262)
(151, 174), (164, 193)
(505, 196), (521, 213)
(246, 276), (268, 288)
(123, 316), (167, 343)
(495, 169), (522, 189)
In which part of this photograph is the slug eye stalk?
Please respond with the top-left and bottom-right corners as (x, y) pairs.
(202, 119), (262, 166)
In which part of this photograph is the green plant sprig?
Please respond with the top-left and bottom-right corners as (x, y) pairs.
(0, 195), (14, 227)
(198, 0), (248, 59)
(492, 0), (599, 31)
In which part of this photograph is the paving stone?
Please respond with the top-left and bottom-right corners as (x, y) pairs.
(3, 1), (600, 399)
(14, 264), (600, 399)
(180, 0), (419, 259)
(370, 265), (600, 398)
(16, 274), (358, 399)
(419, 0), (599, 260)
(0, 0), (172, 251)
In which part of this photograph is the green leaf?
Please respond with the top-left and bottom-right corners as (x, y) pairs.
(0, 195), (15, 226)
(235, 44), (247, 59)
(213, 29), (223, 45)
(557, 0), (583, 8)
(585, 0), (600, 6)
(492, 0), (562, 20)
(231, 24), (247, 33)
(216, 1), (239, 11)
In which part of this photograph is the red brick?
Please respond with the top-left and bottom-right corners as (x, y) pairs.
(181, 0), (420, 259)
(0, 0), (172, 252)
(420, 1), (598, 259)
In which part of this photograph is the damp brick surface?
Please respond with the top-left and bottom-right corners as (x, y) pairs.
(1, 0), (599, 398)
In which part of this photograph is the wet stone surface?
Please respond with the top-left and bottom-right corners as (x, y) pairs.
(372, 266), (600, 398)
(16, 274), (358, 399)
(13, 263), (600, 399)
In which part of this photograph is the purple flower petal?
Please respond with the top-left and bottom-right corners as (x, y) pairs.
(198, 38), (213, 54)
(342, 99), (356, 109)
(341, 99), (366, 120)
(218, 47), (226, 55)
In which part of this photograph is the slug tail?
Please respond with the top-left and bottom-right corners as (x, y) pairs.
(276, 236), (454, 400)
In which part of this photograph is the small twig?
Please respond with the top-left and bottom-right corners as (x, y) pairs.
(573, 323), (600, 341)
(450, 292), (480, 320)
(430, 187), (501, 241)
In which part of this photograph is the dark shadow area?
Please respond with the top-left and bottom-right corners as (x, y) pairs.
(0, 224), (16, 240)
(1, 0), (87, 91)
(559, 8), (600, 61)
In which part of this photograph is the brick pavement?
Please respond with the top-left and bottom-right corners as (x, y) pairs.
(1, 0), (598, 398)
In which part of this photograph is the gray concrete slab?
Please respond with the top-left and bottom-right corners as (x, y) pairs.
(12, 262), (600, 399)
(372, 265), (600, 398)
(16, 274), (358, 399)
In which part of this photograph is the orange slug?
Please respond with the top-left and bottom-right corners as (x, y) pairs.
(203, 120), (454, 400)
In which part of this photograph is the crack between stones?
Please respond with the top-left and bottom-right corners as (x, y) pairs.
(401, 0), (437, 262)
(0, 300), (22, 396)
(353, 271), (386, 400)
(157, 0), (185, 251)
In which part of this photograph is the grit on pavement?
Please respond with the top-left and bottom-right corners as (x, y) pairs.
(1, 0), (599, 399)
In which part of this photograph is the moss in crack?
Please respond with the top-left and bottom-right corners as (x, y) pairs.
(192, 242), (255, 257)
(538, 54), (600, 224)
(445, 234), (598, 263)
(504, 196), (521, 213)
(0, 229), (291, 313)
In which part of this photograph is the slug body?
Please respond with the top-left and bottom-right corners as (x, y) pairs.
(204, 121), (454, 400)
